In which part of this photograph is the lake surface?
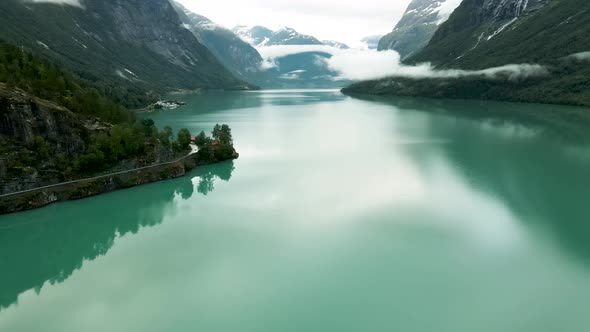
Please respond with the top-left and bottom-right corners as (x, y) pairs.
(2, 90), (590, 331)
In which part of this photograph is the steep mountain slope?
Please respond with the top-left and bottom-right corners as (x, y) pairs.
(411, 0), (558, 67)
(378, 0), (464, 59)
(361, 36), (382, 50)
(171, 1), (264, 82)
(344, 0), (590, 107)
(0, 0), (249, 93)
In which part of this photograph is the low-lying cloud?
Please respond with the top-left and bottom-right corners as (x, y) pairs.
(257, 45), (549, 81)
(569, 51), (590, 61)
(22, 0), (82, 7)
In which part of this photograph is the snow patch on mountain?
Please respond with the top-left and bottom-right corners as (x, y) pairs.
(437, 0), (464, 24)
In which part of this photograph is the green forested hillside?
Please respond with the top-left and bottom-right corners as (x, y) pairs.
(412, 0), (590, 68)
(0, 42), (195, 191)
(345, 0), (590, 107)
(0, 0), (250, 97)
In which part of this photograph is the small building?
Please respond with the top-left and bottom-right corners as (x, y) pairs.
(190, 135), (196, 143)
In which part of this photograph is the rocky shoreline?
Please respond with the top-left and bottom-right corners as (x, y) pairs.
(0, 152), (238, 215)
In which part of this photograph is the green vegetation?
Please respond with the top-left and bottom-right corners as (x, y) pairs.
(0, 0), (249, 96)
(412, 0), (590, 68)
(0, 40), (200, 182)
(196, 124), (236, 163)
(176, 128), (192, 151)
(347, 0), (590, 107)
(0, 41), (143, 123)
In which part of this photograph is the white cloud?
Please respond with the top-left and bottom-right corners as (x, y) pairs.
(257, 45), (549, 81)
(176, 0), (413, 46)
(23, 0), (82, 7)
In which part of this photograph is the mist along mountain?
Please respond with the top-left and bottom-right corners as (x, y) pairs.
(0, 0), (251, 100)
(361, 36), (382, 50)
(171, 1), (264, 82)
(378, 0), (463, 59)
(232, 25), (350, 88)
(344, 0), (590, 107)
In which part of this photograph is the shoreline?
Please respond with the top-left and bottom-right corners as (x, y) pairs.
(0, 152), (238, 215)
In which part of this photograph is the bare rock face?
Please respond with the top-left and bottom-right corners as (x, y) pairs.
(378, 0), (461, 59)
(481, 0), (551, 20)
(0, 85), (87, 156)
(0, 85), (93, 194)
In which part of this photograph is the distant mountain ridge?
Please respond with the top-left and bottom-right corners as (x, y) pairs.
(232, 25), (348, 48)
(171, 1), (264, 82)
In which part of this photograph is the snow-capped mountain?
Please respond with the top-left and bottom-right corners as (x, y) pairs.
(232, 25), (275, 46)
(232, 25), (348, 48)
(378, 0), (464, 59)
(413, 0), (553, 64)
(322, 40), (350, 49)
(231, 25), (350, 88)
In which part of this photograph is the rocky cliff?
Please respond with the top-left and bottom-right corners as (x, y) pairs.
(1, 84), (93, 193)
(411, 0), (555, 67)
(378, 0), (463, 59)
(0, 83), (240, 214)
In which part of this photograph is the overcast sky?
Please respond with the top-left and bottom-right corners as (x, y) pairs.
(176, 0), (413, 46)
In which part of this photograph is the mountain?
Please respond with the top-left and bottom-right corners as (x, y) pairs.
(322, 40), (350, 49)
(232, 25), (275, 47)
(361, 36), (382, 50)
(0, 0), (250, 96)
(231, 25), (350, 88)
(378, 0), (463, 59)
(411, 0), (555, 66)
(171, 1), (264, 82)
(344, 0), (590, 107)
(233, 26), (330, 47)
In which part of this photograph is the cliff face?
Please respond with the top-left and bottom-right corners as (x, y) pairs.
(412, 0), (556, 67)
(0, 84), (96, 193)
(0, 88), (86, 154)
(378, 0), (462, 59)
(0, 0), (249, 91)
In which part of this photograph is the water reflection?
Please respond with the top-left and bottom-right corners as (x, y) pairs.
(0, 161), (235, 310)
(360, 95), (590, 267)
(349, 94), (590, 143)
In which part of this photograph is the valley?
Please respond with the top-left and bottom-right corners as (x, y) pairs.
(1, 1), (589, 331)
